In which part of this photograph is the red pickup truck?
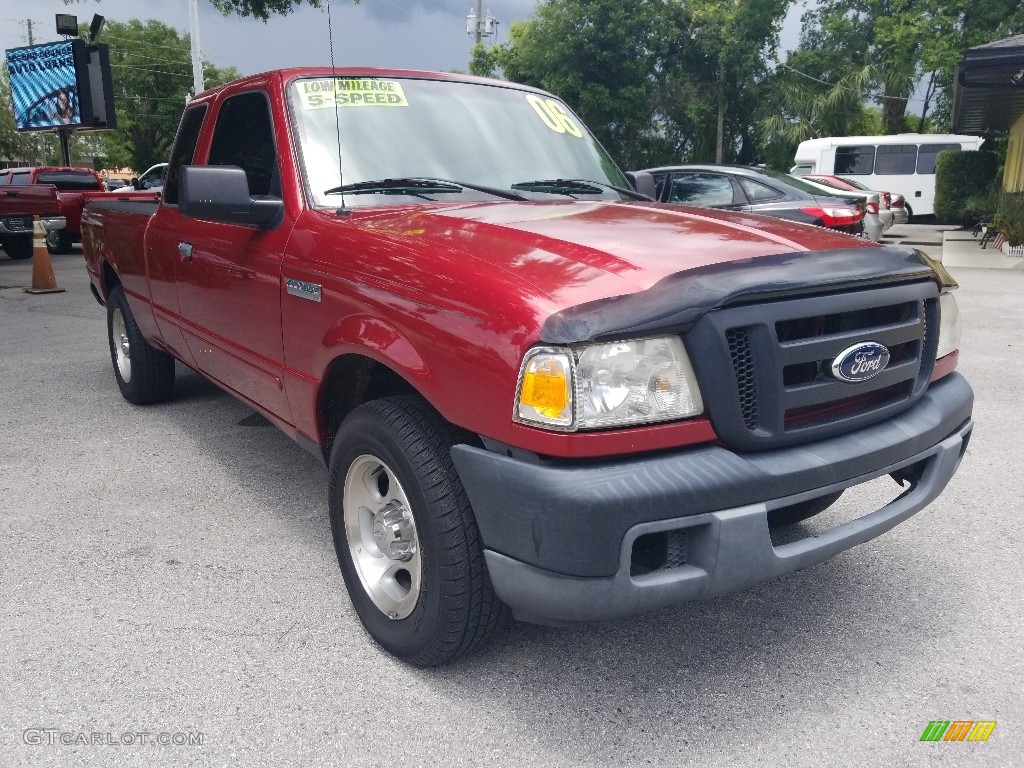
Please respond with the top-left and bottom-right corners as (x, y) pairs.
(80, 68), (974, 666)
(0, 183), (60, 259)
(0, 166), (103, 257)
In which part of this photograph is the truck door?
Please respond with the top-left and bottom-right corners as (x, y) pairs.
(169, 89), (293, 421)
(145, 103), (208, 361)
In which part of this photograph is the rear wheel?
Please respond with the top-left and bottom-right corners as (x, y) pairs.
(106, 286), (175, 404)
(329, 396), (506, 667)
(1, 235), (32, 260)
(767, 490), (844, 528)
(45, 229), (73, 255)
(905, 204), (914, 224)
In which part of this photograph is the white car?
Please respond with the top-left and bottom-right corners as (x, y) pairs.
(133, 163), (167, 192)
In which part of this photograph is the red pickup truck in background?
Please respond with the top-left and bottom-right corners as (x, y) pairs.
(0, 166), (103, 257)
(0, 183), (60, 259)
(80, 68), (974, 666)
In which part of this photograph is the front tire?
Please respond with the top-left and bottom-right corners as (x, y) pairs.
(1, 235), (32, 260)
(45, 229), (73, 255)
(329, 396), (506, 667)
(106, 286), (175, 404)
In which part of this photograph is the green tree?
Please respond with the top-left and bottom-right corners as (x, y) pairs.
(0, 64), (49, 165)
(487, 0), (789, 170)
(766, 0), (1024, 141)
(491, 1), (691, 170)
(689, 0), (790, 162)
(89, 19), (238, 172)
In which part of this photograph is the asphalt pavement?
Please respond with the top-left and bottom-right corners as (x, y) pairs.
(1, 235), (1021, 768)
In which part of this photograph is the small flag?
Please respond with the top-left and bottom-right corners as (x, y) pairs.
(991, 232), (1006, 251)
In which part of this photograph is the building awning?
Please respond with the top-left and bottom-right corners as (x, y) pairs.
(952, 35), (1024, 133)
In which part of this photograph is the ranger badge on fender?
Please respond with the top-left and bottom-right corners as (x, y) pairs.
(831, 342), (890, 383)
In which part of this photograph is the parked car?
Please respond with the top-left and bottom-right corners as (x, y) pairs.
(802, 174), (897, 234)
(796, 175), (886, 241)
(103, 178), (129, 192)
(890, 193), (909, 225)
(131, 163), (167, 192)
(637, 165), (866, 236)
(0, 166), (103, 255)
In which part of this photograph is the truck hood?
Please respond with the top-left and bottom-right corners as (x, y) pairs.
(350, 199), (875, 310)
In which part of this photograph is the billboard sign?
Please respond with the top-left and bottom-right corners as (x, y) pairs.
(5, 40), (116, 132)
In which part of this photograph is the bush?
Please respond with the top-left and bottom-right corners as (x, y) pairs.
(934, 150), (1000, 224)
(994, 193), (1024, 247)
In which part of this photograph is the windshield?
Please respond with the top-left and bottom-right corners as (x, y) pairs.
(287, 76), (628, 208)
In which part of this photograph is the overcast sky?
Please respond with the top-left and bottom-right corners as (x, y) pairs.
(0, 0), (806, 79)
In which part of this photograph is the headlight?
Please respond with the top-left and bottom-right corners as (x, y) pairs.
(514, 336), (703, 431)
(936, 293), (961, 358)
(515, 348), (574, 429)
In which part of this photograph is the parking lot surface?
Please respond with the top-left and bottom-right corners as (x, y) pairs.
(1, 238), (1022, 767)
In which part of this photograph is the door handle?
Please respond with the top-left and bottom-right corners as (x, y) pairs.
(178, 242), (193, 260)
(4, 191), (19, 197)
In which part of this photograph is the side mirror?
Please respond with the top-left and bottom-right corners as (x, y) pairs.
(130, 177), (139, 190)
(178, 165), (282, 228)
(625, 171), (657, 200)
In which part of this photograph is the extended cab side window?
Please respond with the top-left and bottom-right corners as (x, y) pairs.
(207, 91), (279, 198)
(164, 105), (207, 205)
(10, 171), (30, 185)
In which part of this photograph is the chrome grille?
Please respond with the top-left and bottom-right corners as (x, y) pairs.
(1, 217), (32, 232)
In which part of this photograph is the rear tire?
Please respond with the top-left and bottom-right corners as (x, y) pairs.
(905, 204), (914, 224)
(1, 235), (32, 260)
(106, 285), (175, 404)
(45, 229), (73, 255)
(767, 490), (844, 528)
(329, 396), (506, 667)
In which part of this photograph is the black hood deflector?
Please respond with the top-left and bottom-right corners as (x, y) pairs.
(540, 247), (940, 344)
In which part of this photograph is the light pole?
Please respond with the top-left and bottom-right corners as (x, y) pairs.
(188, 0), (204, 98)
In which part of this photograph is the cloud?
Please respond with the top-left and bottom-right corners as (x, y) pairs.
(353, 0), (538, 25)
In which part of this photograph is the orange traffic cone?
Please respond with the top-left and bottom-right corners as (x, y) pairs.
(24, 215), (65, 294)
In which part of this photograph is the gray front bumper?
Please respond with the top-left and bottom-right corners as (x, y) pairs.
(452, 373), (973, 625)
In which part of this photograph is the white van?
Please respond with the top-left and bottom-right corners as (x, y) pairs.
(791, 134), (984, 219)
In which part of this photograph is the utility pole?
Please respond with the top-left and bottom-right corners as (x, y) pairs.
(466, 2), (498, 46)
(715, 55), (724, 164)
(188, 0), (204, 98)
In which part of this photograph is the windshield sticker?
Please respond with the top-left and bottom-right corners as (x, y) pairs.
(526, 94), (583, 138)
(299, 79), (409, 109)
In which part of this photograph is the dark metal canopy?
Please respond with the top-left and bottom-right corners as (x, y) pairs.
(952, 35), (1024, 133)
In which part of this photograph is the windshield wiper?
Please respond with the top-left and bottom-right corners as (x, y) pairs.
(511, 178), (652, 200)
(325, 177), (526, 201)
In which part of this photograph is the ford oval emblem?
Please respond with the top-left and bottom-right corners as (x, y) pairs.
(831, 342), (890, 383)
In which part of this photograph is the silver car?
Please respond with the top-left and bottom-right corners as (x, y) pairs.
(795, 176), (884, 242)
